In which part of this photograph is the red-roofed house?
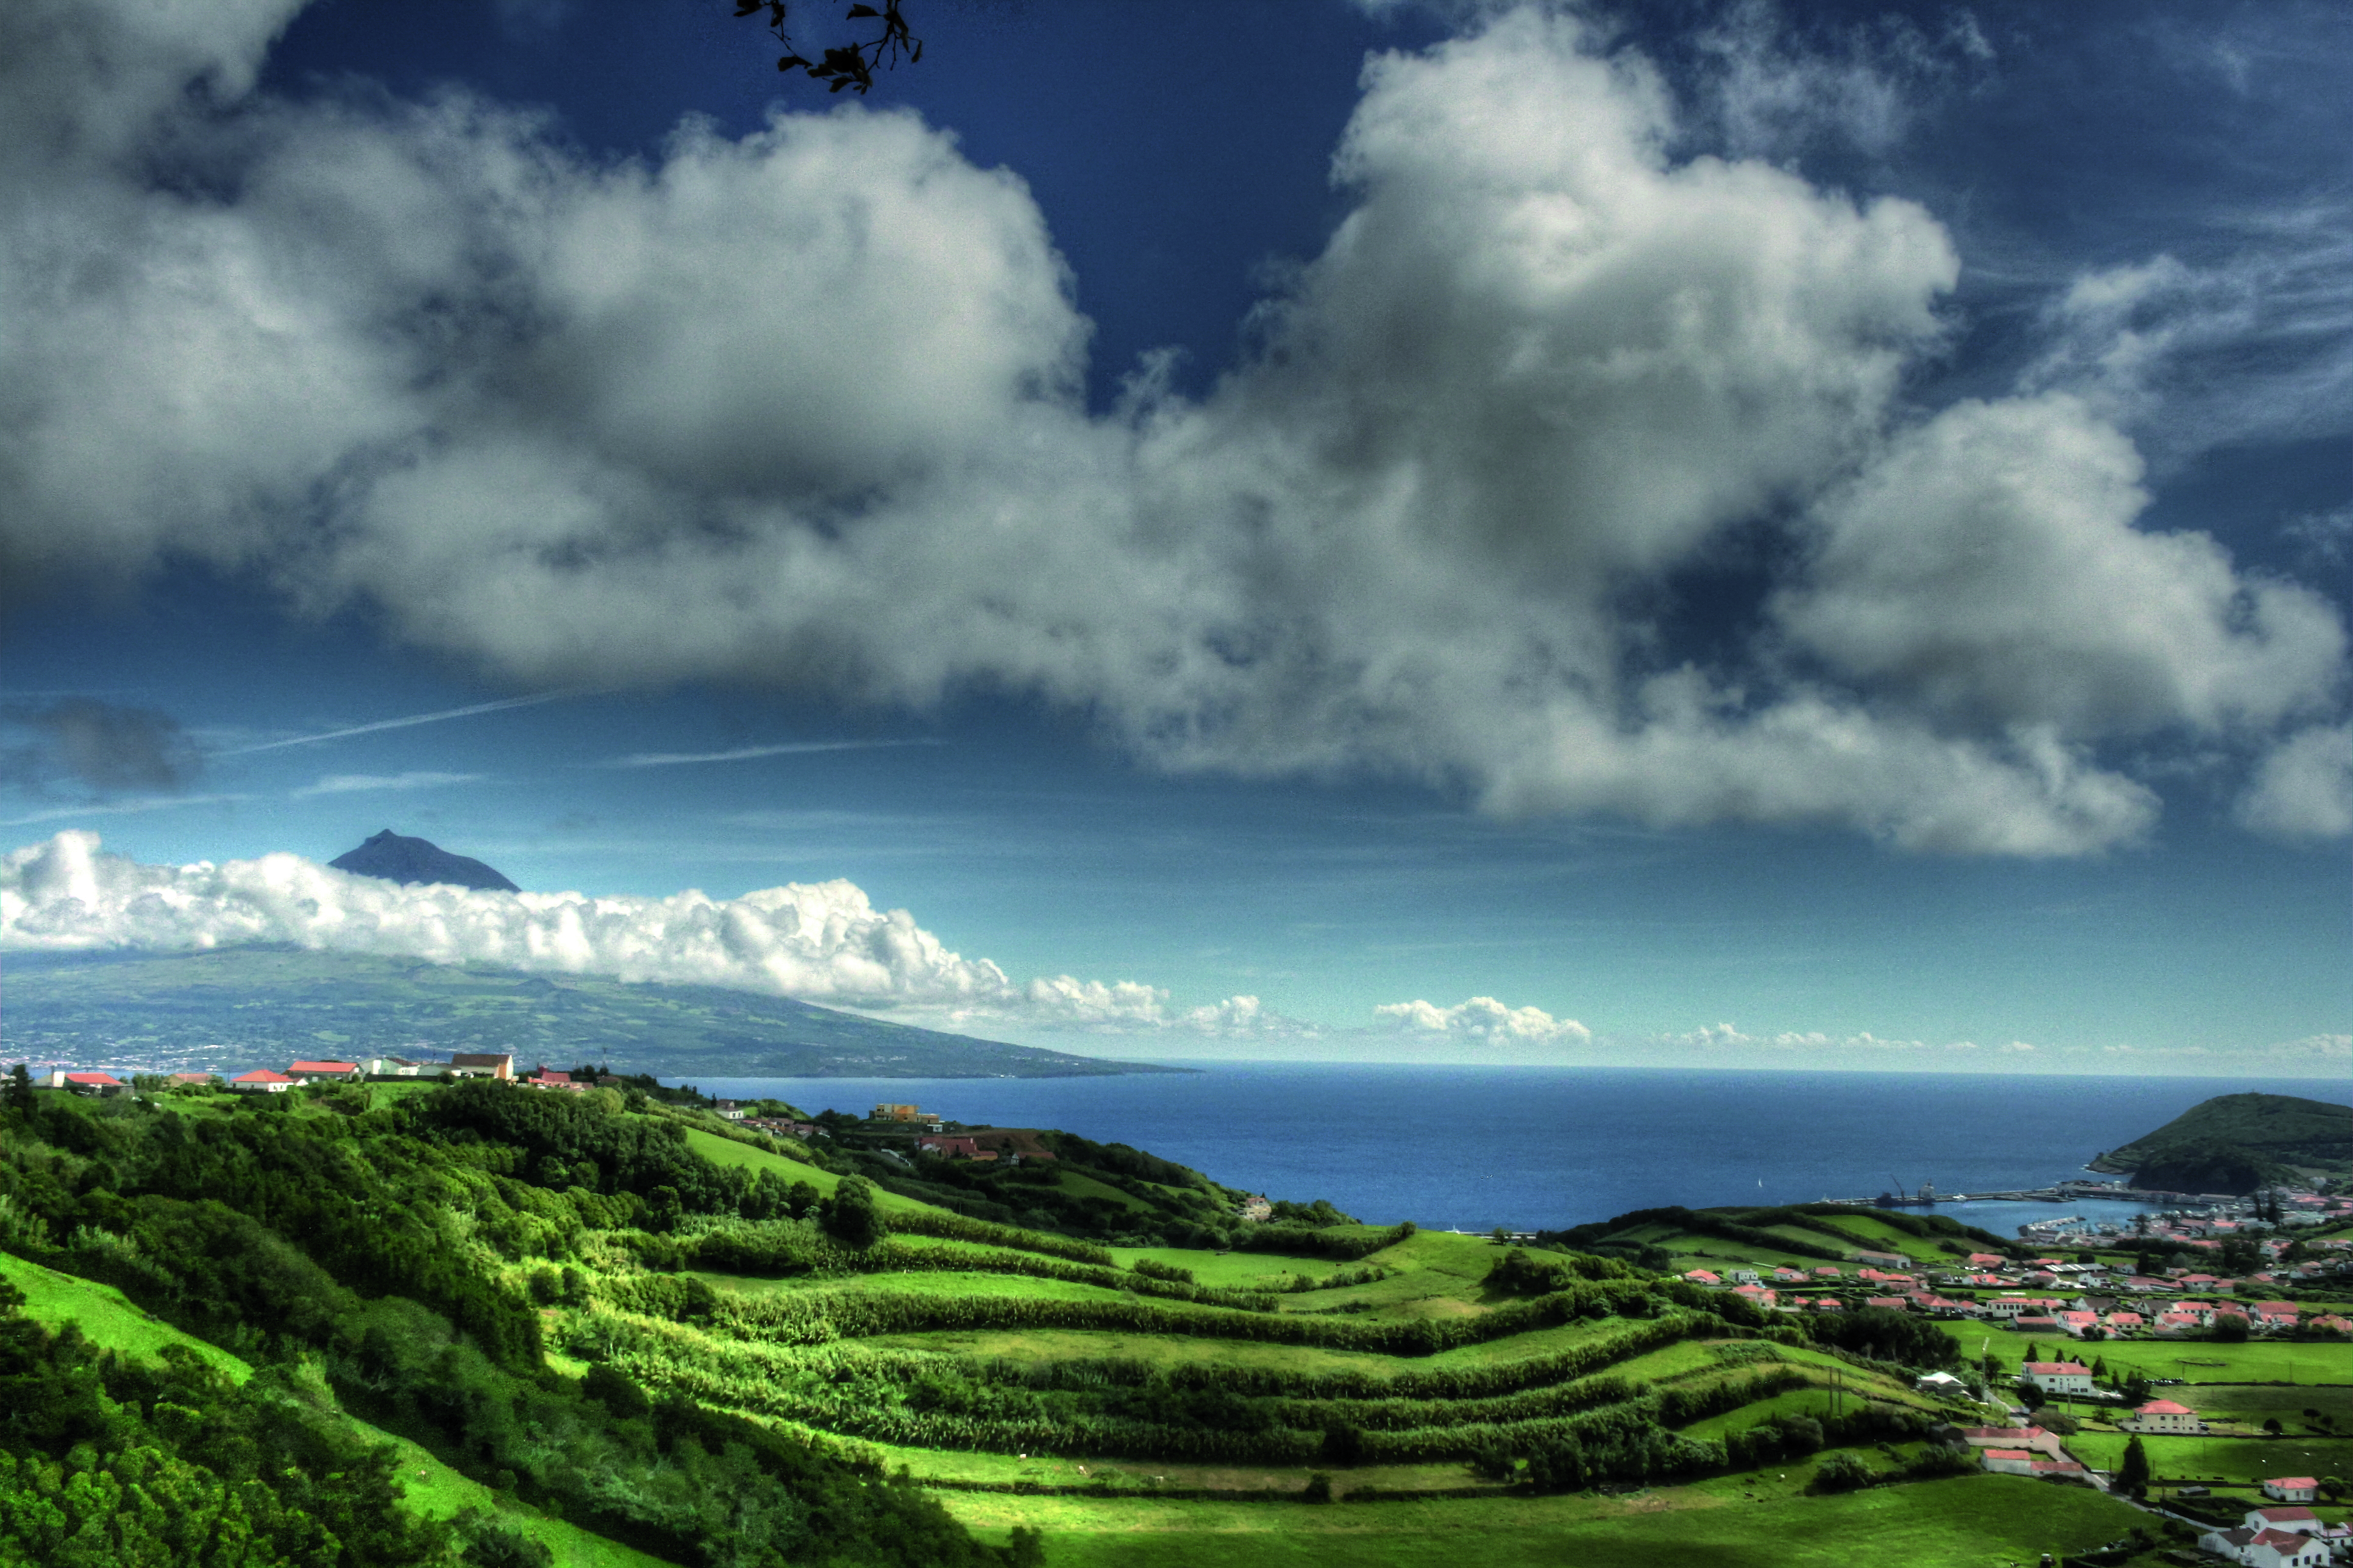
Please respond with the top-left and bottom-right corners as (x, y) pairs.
(2120, 1399), (2204, 1435)
(2054, 1310), (2100, 1337)
(2252, 1301), (2299, 1329)
(1965, 1252), (2007, 1268)
(2101, 1311), (2144, 1332)
(2012, 1314), (2062, 1335)
(232, 1070), (297, 1094)
(1979, 1448), (2038, 1476)
(2020, 1361), (2093, 1394)
(2260, 1479), (2319, 1505)
(2197, 1526), (2329, 1568)
(288, 1060), (360, 1082)
(1865, 1296), (1912, 1313)
(1682, 1269), (1721, 1286)
(51, 1070), (128, 1096)
(524, 1071), (586, 1092)
(1729, 1284), (1778, 1308)
(1810, 1266), (1843, 1279)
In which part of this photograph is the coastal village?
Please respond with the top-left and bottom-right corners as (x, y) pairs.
(1667, 1214), (2353, 1559)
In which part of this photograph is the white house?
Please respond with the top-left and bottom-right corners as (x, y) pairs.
(2118, 1399), (2205, 1435)
(1914, 1371), (1968, 1397)
(2197, 1527), (2329, 1568)
(2260, 1479), (2320, 1504)
(231, 1069), (297, 1094)
(2246, 1506), (2321, 1534)
(2019, 1360), (2093, 1395)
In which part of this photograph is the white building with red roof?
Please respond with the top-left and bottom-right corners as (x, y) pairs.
(2259, 1478), (2319, 1504)
(232, 1069), (297, 1094)
(2119, 1399), (2204, 1434)
(2019, 1360), (2093, 1394)
(2198, 1526), (2329, 1568)
(288, 1060), (360, 1082)
(46, 1070), (127, 1095)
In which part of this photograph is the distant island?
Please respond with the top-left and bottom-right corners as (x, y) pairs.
(2085, 1091), (2352, 1194)
(329, 828), (520, 891)
(2, 945), (1189, 1079)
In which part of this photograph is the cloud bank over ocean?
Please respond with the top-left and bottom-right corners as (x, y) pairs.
(1, 832), (1417, 1040)
(5, 832), (2340, 1073)
(4, 3), (2343, 857)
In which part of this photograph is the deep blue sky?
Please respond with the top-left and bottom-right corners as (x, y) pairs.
(2, 0), (2346, 1074)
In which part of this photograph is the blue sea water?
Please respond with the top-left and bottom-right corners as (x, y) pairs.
(688, 1064), (2344, 1236)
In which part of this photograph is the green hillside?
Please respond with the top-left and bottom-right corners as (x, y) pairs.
(4, 943), (1185, 1078)
(2085, 1092), (2352, 1188)
(0, 1074), (2169, 1566)
(1539, 1204), (2020, 1274)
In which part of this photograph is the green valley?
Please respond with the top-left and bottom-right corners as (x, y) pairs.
(0, 1071), (2211, 1566)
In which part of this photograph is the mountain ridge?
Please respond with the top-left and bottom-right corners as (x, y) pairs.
(1, 943), (1187, 1079)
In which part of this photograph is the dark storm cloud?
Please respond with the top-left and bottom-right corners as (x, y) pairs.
(0, 698), (201, 793)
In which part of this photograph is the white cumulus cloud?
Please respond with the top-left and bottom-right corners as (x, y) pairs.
(0, 831), (1263, 1031)
(0, 2), (2342, 856)
(1373, 996), (1590, 1043)
(2236, 723), (2353, 839)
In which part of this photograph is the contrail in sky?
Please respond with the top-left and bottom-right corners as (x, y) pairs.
(217, 691), (582, 756)
(599, 739), (947, 768)
(1, 792), (255, 828)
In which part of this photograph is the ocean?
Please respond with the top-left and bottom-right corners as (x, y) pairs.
(688, 1063), (2341, 1238)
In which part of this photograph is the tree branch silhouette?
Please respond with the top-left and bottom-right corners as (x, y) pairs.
(735, 1), (922, 94)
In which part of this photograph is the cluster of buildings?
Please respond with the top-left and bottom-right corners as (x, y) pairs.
(35, 1054), (613, 1094)
(2022, 1191), (2353, 1248)
(2196, 1500), (2346, 1568)
(1679, 1243), (2352, 1341)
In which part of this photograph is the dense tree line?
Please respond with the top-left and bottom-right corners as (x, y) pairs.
(0, 1084), (1045, 1567)
(0, 1280), (483, 1566)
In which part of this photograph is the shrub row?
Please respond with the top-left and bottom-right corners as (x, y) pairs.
(1230, 1220), (1417, 1261)
(881, 1208), (1117, 1266)
(660, 1232), (1284, 1313)
(693, 1276), (1673, 1355)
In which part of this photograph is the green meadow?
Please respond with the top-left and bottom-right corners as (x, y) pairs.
(941, 1474), (2152, 1568)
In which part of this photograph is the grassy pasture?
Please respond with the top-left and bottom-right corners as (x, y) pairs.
(941, 1473), (2152, 1568)
(1047, 1169), (1160, 1213)
(1106, 1246), (1349, 1289)
(2170, 1382), (2353, 1424)
(2068, 1428), (2353, 1488)
(0, 1250), (252, 1383)
(1932, 1321), (2353, 1385)
(1, 1253), (675, 1568)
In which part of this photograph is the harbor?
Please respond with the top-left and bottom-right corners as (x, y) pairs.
(1823, 1177), (2246, 1210)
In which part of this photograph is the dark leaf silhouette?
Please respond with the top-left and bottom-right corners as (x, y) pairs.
(736, 0), (920, 96)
